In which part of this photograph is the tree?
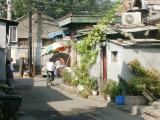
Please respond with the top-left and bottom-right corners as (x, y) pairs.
(0, 0), (7, 18)
(1, 0), (113, 20)
(12, 0), (28, 19)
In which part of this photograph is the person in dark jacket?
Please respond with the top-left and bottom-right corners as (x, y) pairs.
(6, 59), (12, 86)
(19, 57), (26, 78)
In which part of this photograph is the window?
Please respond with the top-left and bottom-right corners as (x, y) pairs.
(111, 51), (118, 62)
(18, 38), (28, 47)
(9, 26), (17, 42)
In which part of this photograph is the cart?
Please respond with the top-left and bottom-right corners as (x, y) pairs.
(0, 95), (23, 120)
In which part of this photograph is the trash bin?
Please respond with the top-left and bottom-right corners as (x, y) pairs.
(115, 95), (125, 105)
(0, 95), (23, 119)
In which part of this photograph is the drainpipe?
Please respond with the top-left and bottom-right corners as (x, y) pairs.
(28, 0), (32, 77)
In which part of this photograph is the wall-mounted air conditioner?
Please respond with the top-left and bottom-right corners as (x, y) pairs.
(122, 12), (141, 25)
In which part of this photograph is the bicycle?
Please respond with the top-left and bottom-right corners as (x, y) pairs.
(47, 71), (54, 87)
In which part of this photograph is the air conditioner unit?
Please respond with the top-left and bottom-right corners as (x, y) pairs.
(122, 12), (141, 25)
(9, 26), (17, 42)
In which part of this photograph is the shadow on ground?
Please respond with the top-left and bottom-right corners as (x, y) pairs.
(14, 78), (144, 120)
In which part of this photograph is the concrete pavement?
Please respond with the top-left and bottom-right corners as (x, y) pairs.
(14, 75), (144, 120)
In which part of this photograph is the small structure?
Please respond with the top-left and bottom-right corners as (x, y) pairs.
(106, 38), (160, 81)
(58, 14), (101, 67)
(0, 18), (18, 83)
(90, 0), (160, 82)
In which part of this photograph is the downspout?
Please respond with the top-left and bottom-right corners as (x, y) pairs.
(0, 35), (10, 49)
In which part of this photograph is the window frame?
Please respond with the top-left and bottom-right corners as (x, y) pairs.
(9, 26), (17, 43)
(111, 51), (118, 63)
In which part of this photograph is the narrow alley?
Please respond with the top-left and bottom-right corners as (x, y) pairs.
(14, 76), (144, 120)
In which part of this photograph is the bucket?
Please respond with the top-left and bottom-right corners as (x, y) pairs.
(115, 95), (125, 105)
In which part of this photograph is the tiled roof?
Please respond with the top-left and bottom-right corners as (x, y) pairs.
(105, 25), (158, 34)
(145, 0), (160, 5)
(147, 12), (160, 22)
(110, 39), (160, 47)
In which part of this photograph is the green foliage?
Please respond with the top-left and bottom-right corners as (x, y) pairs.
(101, 79), (125, 101)
(62, 69), (72, 85)
(0, 0), (7, 18)
(78, 89), (91, 99)
(0, 0), (114, 20)
(12, 0), (28, 19)
(128, 59), (160, 97)
(90, 78), (98, 90)
(62, 69), (79, 86)
(70, 79), (79, 87)
(101, 80), (117, 96)
(75, 0), (121, 89)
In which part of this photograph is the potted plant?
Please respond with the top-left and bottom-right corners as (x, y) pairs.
(90, 78), (98, 96)
(101, 80), (117, 101)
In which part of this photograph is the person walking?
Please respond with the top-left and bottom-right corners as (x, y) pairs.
(46, 58), (55, 86)
(55, 58), (61, 78)
(19, 57), (26, 78)
(6, 59), (12, 87)
(10, 58), (14, 81)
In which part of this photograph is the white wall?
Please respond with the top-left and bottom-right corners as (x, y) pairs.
(0, 22), (6, 81)
(107, 42), (124, 82)
(0, 22), (6, 48)
(107, 41), (160, 81)
(90, 46), (101, 78)
(123, 47), (160, 80)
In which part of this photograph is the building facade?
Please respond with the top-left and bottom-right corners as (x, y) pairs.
(13, 11), (61, 74)
(0, 18), (18, 83)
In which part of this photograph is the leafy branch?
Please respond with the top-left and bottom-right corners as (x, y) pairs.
(75, 0), (122, 88)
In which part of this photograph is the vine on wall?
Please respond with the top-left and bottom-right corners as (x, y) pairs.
(75, 0), (122, 88)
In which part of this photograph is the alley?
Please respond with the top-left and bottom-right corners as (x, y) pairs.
(15, 76), (144, 120)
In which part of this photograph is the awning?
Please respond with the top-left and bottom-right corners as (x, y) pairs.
(41, 41), (69, 56)
(48, 30), (64, 39)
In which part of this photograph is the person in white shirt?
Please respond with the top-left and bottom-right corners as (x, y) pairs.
(55, 58), (61, 77)
(46, 58), (55, 82)
(10, 58), (14, 81)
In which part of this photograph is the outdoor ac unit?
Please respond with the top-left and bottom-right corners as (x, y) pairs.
(122, 12), (141, 25)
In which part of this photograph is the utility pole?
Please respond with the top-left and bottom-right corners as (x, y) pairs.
(7, 0), (12, 60)
(7, 0), (12, 20)
(28, 0), (32, 77)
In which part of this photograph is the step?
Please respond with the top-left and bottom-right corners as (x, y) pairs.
(143, 108), (160, 119)
(142, 90), (157, 102)
(152, 101), (160, 109)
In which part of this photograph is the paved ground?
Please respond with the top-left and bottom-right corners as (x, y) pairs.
(14, 75), (144, 120)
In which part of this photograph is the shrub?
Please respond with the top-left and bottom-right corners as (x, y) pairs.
(101, 80), (117, 96)
(70, 79), (79, 86)
(62, 69), (72, 85)
(128, 59), (160, 98)
(78, 89), (90, 99)
(90, 78), (98, 90)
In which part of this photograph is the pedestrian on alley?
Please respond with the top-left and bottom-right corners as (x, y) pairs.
(55, 58), (61, 77)
(10, 58), (14, 81)
(6, 58), (12, 87)
(46, 58), (55, 86)
(19, 57), (26, 78)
